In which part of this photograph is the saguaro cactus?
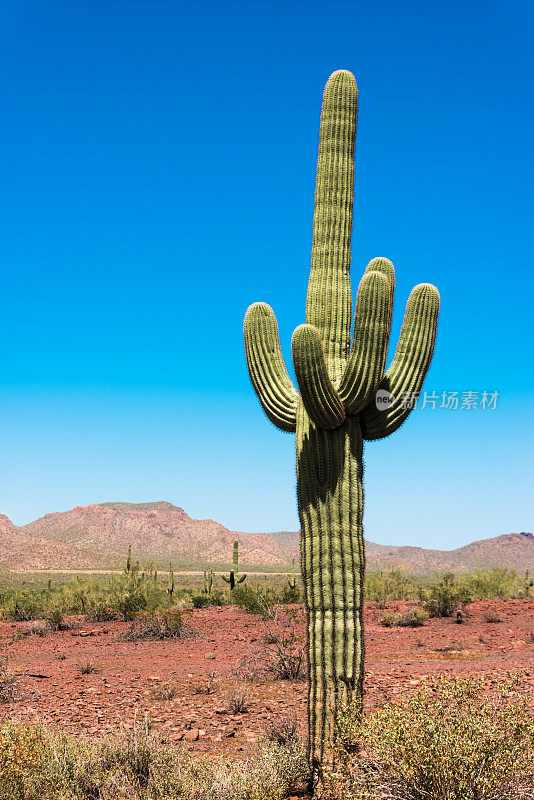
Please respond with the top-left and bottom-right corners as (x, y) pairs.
(288, 558), (297, 591)
(167, 563), (175, 607)
(244, 70), (439, 769)
(222, 540), (247, 592)
(203, 568), (214, 596)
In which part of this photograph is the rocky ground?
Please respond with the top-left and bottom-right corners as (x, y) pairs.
(1, 599), (533, 757)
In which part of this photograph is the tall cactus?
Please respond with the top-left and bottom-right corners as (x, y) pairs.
(222, 539), (247, 592)
(167, 563), (175, 607)
(244, 70), (439, 770)
(203, 568), (214, 596)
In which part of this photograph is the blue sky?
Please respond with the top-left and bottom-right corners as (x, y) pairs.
(1, 1), (532, 548)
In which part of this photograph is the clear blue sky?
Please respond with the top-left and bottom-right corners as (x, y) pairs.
(1, 1), (532, 548)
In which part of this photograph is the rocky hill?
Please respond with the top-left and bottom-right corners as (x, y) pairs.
(16, 502), (293, 568)
(0, 513), (108, 570)
(0, 502), (532, 573)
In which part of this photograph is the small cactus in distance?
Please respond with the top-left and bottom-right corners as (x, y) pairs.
(203, 568), (214, 596)
(167, 563), (175, 607)
(523, 569), (533, 598)
(222, 540), (247, 592)
(124, 544), (132, 575)
(288, 558), (298, 590)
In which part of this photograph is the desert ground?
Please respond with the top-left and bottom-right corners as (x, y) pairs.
(2, 598), (533, 759)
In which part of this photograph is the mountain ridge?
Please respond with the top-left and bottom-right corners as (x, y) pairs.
(0, 502), (532, 574)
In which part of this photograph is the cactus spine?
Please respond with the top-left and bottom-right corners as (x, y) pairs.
(222, 540), (247, 592)
(244, 70), (440, 770)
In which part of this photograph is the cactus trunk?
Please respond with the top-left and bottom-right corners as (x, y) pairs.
(298, 405), (364, 767)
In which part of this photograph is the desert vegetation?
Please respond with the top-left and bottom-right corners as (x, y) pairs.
(0, 564), (531, 627)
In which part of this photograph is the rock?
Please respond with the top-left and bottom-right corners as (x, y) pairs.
(204, 653), (216, 660)
(184, 728), (199, 741)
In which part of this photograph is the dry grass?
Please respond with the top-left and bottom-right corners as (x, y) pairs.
(320, 672), (534, 800)
(0, 716), (308, 799)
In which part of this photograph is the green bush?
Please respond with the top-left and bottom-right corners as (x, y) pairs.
(418, 573), (471, 618)
(279, 583), (302, 604)
(380, 607), (427, 628)
(327, 673), (534, 800)
(459, 567), (520, 600)
(365, 567), (419, 603)
(121, 609), (187, 641)
(191, 592), (210, 608)
(233, 584), (278, 617)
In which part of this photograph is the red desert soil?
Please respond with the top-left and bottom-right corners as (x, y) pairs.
(1, 600), (533, 758)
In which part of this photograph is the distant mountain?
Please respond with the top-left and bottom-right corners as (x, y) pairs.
(362, 531), (534, 574)
(17, 502), (294, 568)
(0, 502), (532, 574)
(0, 513), (107, 570)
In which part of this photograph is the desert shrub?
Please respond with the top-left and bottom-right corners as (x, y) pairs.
(236, 609), (306, 681)
(86, 602), (119, 622)
(233, 584), (278, 617)
(121, 608), (187, 641)
(4, 591), (43, 621)
(380, 607), (427, 628)
(206, 589), (226, 606)
(0, 715), (308, 800)
(484, 612), (504, 623)
(46, 608), (65, 631)
(191, 592), (210, 608)
(0, 721), (52, 799)
(78, 661), (99, 675)
(21, 621), (49, 637)
(227, 686), (249, 714)
(279, 583), (302, 604)
(418, 572), (471, 618)
(365, 567), (420, 603)
(0, 663), (17, 704)
(191, 589), (227, 608)
(325, 673), (534, 800)
(396, 608), (428, 627)
(460, 567), (520, 600)
(264, 712), (300, 746)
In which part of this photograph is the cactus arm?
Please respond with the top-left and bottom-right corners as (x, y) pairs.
(306, 71), (358, 384)
(360, 283), (440, 441)
(244, 302), (298, 432)
(238, 574), (247, 584)
(221, 574), (230, 583)
(337, 270), (391, 413)
(364, 256), (396, 307)
(292, 324), (346, 429)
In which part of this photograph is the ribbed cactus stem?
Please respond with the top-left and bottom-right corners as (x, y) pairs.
(244, 69), (440, 775)
(204, 569), (214, 596)
(125, 544), (132, 575)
